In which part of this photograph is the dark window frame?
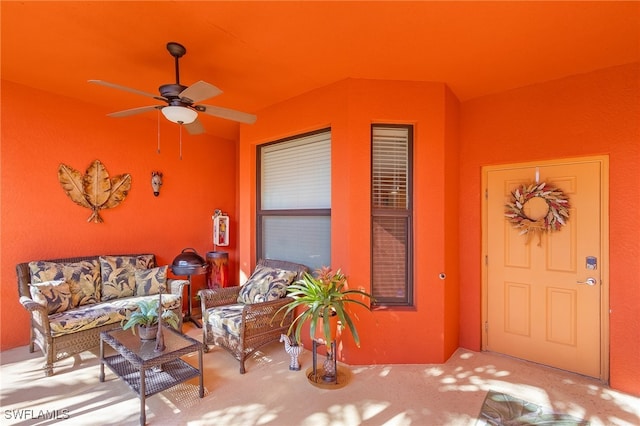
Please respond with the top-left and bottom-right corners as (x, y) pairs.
(256, 128), (332, 264)
(370, 124), (414, 306)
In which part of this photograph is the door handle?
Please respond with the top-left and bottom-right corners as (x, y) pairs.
(577, 277), (597, 286)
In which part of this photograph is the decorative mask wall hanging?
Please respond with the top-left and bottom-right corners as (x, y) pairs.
(151, 171), (163, 196)
(57, 159), (132, 223)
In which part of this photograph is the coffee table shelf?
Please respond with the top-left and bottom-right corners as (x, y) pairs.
(100, 327), (204, 425)
(103, 354), (200, 397)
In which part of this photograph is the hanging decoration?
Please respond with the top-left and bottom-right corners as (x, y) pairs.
(504, 182), (570, 245)
(58, 159), (131, 223)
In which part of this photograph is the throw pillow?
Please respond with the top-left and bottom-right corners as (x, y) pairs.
(135, 265), (168, 296)
(29, 260), (101, 307)
(29, 280), (72, 314)
(237, 265), (297, 304)
(100, 255), (155, 301)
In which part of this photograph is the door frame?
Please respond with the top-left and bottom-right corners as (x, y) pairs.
(481, 155), (610, 382)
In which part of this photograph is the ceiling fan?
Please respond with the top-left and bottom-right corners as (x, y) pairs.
(89, 42), (256, 135)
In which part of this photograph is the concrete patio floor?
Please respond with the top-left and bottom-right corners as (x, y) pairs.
(1, 324), (638, 425)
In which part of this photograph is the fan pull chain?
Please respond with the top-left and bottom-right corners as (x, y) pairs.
(179, 123), (183, 160)
(157, 109), (161, 154)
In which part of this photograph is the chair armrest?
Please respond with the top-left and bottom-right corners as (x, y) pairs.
(199, 287), (242, 310)
(242, 297), (294, 330)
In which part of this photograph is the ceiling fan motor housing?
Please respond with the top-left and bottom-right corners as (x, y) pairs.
(159, 83), (189, 101)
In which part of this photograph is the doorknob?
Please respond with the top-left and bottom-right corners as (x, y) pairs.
(577, 277), (597, 286)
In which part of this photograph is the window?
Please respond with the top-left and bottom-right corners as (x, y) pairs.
(371, 125), (413, 305)
(257, 129), (331, 270)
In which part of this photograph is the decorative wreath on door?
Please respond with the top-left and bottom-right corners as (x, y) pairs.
(504, 182), (570, 245)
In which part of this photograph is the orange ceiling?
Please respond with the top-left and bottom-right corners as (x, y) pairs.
(2, 1), (639, 140)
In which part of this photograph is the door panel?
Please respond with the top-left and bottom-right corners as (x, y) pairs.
(486, 160), (602, 378)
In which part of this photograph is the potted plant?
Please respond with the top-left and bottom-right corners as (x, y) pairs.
(122, 298), (180, 340)
(278, 266), (374, 347)
(276, 267), (373, 384)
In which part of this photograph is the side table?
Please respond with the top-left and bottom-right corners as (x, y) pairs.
(172, 271), (206, 328)
(100, 326), (204, 425)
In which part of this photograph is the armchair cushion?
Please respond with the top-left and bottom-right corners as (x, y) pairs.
(134, 265), (167, 296)
(205, 304), (245, 337)
(29, 260), (101, 307)
(29, 280), (72, 314)
(237, 265), (297, 304)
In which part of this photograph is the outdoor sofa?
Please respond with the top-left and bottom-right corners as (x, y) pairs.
(16, 253), (186, 376)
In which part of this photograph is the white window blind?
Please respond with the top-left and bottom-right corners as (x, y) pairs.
(372, 127), (409, 209)
(263, 216), (331, 268)
(372, 216), (409, 299)
(261, 132), (331, 210)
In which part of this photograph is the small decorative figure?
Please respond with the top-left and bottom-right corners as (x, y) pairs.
(154, 290), (166, 352)
(280, 334), (303, 371)
(151, 171), (163, 197)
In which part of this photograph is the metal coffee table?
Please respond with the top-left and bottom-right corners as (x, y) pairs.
(100, 327), (204, 425)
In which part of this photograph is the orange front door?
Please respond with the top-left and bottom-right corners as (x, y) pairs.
(484, 158), (607, 378)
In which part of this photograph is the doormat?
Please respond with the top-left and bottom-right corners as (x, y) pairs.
(477, 390), (590, 425)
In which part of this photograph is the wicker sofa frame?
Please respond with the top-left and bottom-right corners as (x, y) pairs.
(199, 258), (308, 374)
(17, 253), (186, 377)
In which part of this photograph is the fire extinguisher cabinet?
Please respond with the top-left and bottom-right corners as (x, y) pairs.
(206, 251), (229, 289)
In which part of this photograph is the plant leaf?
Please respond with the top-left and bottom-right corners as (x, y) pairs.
(104, 174), (132, 208)
(57, 164), (90, 208)
(83, 159), (111, 207)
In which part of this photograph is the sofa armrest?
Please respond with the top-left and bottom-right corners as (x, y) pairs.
(19, 296), (52, 333)
(168, 279), (189, 297)
(199, 287), (241, 310)
(19, 296), (46, 313)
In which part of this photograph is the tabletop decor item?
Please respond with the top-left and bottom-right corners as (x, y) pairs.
(121, 294), (180, 341)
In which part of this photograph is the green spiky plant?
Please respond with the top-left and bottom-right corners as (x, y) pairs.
(276, 267), (374, 346)
(121, 298), (180, 334)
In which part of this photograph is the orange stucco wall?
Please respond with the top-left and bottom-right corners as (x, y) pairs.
(2, 63), (638, 396)
(240, 78), (461, 365)
(0, 80), (239, 350)
(459, 63), (640, 395)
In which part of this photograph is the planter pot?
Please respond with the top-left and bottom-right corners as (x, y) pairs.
(137, 324), (158, 341)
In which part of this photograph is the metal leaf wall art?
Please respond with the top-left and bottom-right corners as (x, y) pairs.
(58, 160), (132, 223)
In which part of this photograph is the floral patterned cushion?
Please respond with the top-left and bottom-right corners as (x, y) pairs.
(47, 294), (181, 337)
(135, 265), (168, 296)
(204, 304), (244, 337)
(29, 280), (72, 314)
(237, 265), (297, 304)
(100, 255), (155, 301)
(29, 260), (101, 307)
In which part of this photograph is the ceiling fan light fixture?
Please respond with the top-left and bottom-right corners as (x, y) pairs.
(162, 106), (197, 124)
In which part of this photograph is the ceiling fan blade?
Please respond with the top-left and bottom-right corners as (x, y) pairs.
(88, 80), (164, 100)
(185, 118), (206, 135)
(179, 81), (222, 104)
(198, 104), (257, 124)
(107, 105), (161, 118)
